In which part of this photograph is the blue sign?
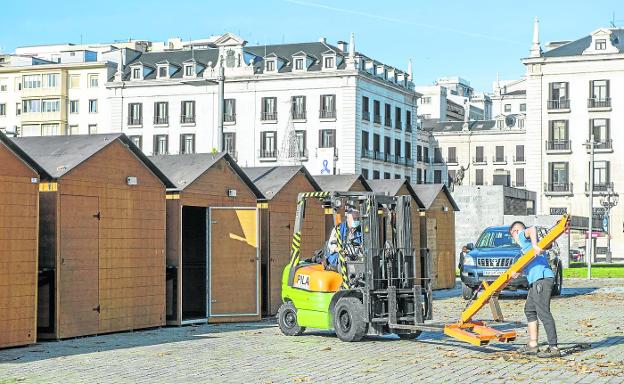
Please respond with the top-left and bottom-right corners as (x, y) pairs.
(603, 217), (609, 232)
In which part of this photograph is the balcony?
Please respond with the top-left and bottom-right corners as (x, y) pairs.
(362, 111), (370, 122)
(292, 110), (306, 120)
(154, 116), (169, 125)
(385, 153), (399, 164)
(585, 181), (614, 195)
(472, 156), (487, 165)
(127, 117), (142, 126)
(547, 99), (570, 112)
(513, 155), (526, 164)
(394, 120), (402, 130)
(373, 115), (381, 124)
(261, 111), (277, 122)
(545, 140), (572, 154)
(384, 117), (392, 127)
(319, 109), (336, 120)
(181, 115), (196, 124)
(587, 97), (611, 110)
(259, 149), (277, 160)
(361, 148), (374, 159)
(374, 151), (384, 161)
(492, 155), (507, 165)
(544, 182), (573, 196)
(223, 113), (236, 123)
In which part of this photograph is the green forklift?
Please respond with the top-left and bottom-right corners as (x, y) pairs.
(277, 191), (433, 341)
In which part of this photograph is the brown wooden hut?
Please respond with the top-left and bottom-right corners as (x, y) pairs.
(412, 184), (460, 290)
(11, 134), (172, 340)
(149, 153), (264, 325)
(314, 174), (373, 234)
(242, 166), (325, 316)
(0, 134), (40, 349)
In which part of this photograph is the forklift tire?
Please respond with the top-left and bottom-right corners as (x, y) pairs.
(333, 297), (367, 342)
(277, 302), (306, 336)
(462, 283), (475, 300)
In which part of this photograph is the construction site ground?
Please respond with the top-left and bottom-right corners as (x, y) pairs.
(1, 278), (623, 384)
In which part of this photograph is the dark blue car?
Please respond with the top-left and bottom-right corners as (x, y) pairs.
(459, 226), (563, 300)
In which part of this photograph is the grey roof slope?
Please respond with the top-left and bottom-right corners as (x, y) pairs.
(314, 174), (372, 192)
(242, 166), (320, 200)
(149, 152), (263, 197)
(246, 42), (346, 72)
(124, 49), (220, 80)
(423, 119), (498, 133)
(543, 29), (624, 57)
(411, 184), (459, 211)
(10, 134), (174, 187)
(366, 179), (424, 208)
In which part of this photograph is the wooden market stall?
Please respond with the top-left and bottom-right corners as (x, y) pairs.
(149, 153), (264, 325)
(11, 134), (173, 340)
(0, 134), (40, 349)
(242, 166), (325, 316)
(412, 184), (460, 290)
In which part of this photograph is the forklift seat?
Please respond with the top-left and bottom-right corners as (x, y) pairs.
(293, 264), (342, 293)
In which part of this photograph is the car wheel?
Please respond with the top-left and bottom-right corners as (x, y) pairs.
(333, 297), (368, 342)
(552, 263), (563, 296)
(462, 282), (475, 300)
(277, 301), (306, 336)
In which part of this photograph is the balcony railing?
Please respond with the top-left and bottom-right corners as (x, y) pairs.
(225, 149), (238, 161)
(223, 113), (236, 123)
(154, 116), (169, 125)
(545, 140), (571, 152)
(405, 158), (414, 167)
(493, 155), (507, 164)
(588, 97), (611, 109)
(361, 148), (374, 159)
(513, 155), (525, 163)
(586, 181), (614, 193)
(181, 115), (195, 124)
(374, 151), (384, 161)
(544, 182), (573, 194)
(128, 117), (142, 126)
(447, 157), (458, 164)
(259, 149), (277, 158)
(472, 156), (487, 165)
(395, 120), (402, 130)
(385, 153), (398, 164)
(319, 109), (336, 119)
(590, 139), (613, 151)
(547, 99), (570, 110)
(384, 117), (392, 127)
(261, 111), (277, 121)
(362, 111), (370, 121)
(373, 115), (381, 124)
(292, 110), (306, 120)
(433, 157), (444, 164)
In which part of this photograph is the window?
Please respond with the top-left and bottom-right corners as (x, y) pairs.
(592, 161), (610, 186)
(180, 134), (195, 154)
(224, 132), (236, 156)
(88, 74), (98, 88)
(320, 95), (336, 118)
(518, 118), (525, 129)
(515, 145), (525, 162)
(260, 131), (277, 157)
(362, 169), (369, 179)
(423, 147), (429, 163)
(129, 135), (142, 150)
(475, 146), (484, 163)
(362, 96), (370, 121)
(373, 134), (380, 152)
(384, 136), (391, 156)
(67, 125), (79, 135)
(261, 97), (277, 121)
(43, 73), (59, 88)
(154, 101), (168, 124)
(384, 172), (391, 180)
(265, 60), (275, 72)
(128, 103), (142, 125)
(88, 124), (97, 134)
(405, 142), (412, 160)
(394, 107), (402, 129)
(184, 65), (194, 77)
(361, 131), (369, 152)
(590, 80), (609, 104)
(295, 130), (306, 157)
(495, 146), (505, 162)
(394, 139), (401, 157)
(421, 97), (431, 104)
(291, 96), (306, 119)
(373, 100), (381, 123)
(591, 118), (610, 147)
(549, 162), (569, 186)
(417, 145), (422, 162)
(373, 170), (380, 180)
(416, 169), (422, 184)
(548, 82), (569, 109)
(504, 104), (511, 113)
(475, 169), (484, 185)
(0, 78), (7, 92)
(181, 101), (195, 124)
(88, 99), (98, 113)
(548, 120), (569, 150)
(132, 67), (141, 79)
(224, 99), (236, 122)
(595, 39), (607, 50)
(158, 66), (168, 78)
(23, 75), (41, 89)
(0, 104), (5, 116)
(447, 147), (457, 163)
(295, 58), (304, 70)
(319, 129), (336, 148)
(406, 110), (412, 131)
(23, 99), (41, 113)
(41, 124), (60, 136)
(433, 147), (443, 163)
(153, 135), (168, 155)
(69, 74), (80, 88)
(324, 56), (334, 68)
(516, 168), (525, 187)
(41, 99), (60, 113)
(434, 170), (442, 184)
(69, 100), (79, 114)
(16, 102), (21, 115)
(384, 103), (391, 126)
(496, 119), (504, 129)
(520, 103), (526, 112)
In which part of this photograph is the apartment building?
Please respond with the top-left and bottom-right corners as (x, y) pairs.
(491, 77), (527, 117)
(415, 77), (491, 122)
(523, 23), (624, 258)
(107, 33), (421, 179)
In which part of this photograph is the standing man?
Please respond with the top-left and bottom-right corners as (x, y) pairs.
(509, 221), (560, 358)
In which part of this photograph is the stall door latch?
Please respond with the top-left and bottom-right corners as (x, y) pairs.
(93, 304), (101, 313)
(93, 212), (101, 220)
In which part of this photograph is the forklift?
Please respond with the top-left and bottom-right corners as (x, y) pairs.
(277, 191), (571, 346)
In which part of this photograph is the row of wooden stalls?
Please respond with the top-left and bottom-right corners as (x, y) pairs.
(0, 132), (459, 349)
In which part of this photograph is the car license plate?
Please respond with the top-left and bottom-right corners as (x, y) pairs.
(483, 269), (506, 276)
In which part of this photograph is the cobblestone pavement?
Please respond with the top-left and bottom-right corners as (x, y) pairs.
(1, 278), (623, 384)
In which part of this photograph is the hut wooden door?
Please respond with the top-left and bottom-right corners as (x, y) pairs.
(268, 211), (291, 315)
(426, 217), (438, 289)
(59, 195), (100, 338)
(209, 208), (259, 317)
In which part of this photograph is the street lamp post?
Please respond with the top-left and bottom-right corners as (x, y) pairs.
(600, 187), (619, 263)
(584, 134), (595, 279)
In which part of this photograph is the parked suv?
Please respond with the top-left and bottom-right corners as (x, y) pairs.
(459, 226), (563, 300)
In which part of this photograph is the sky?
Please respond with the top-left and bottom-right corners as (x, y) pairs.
(1, 0), (622, 91)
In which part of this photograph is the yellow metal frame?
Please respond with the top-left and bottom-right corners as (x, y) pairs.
(444, 215), (570, 346)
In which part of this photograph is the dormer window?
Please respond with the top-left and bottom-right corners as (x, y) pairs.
(158, 65), (168, 79)
(324, 56), (334, 68)
(184, 64), (194, 77)
(295, 58), (304, 70)
(595, 39), (606, 50)
(132, 67), (141, 79)
(266, 60), (275, 72)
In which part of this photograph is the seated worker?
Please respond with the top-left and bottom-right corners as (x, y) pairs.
(325, 206), (362, 271)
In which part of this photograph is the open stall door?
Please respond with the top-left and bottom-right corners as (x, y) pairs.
(59, 195), (99, 338)
(209, 208), (259, 318)
(181, 206), (207, 322)
(267, 211), (291, 315)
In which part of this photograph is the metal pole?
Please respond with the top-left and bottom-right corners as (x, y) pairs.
(606, 202), (611, 263)
(587, 134), (594, 279)
(217, 66), (225, 152)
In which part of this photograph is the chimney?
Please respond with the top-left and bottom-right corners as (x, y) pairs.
(337, 40), (348, 53)
(318, 37), (326, 44)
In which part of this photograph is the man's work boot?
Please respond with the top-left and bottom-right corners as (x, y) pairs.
(537, 346), (561, 358)
(516, 344), (538, 355)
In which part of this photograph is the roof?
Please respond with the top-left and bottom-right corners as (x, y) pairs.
(505, 89), (526, 96)
(10, 134), (174, 187)
(411, 184), (460, 211)
(366, 179), (425, 209)
(313, 174), (372, 192)
(149, 152), (263, 197)
(124, 49), (218, 80)
(242, 166), (320, 200)
(543, 29), (624, 57)
(0, 132), (46, 177)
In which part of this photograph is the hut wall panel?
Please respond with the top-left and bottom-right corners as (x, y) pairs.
(58, 140), (166, 336)
(427, 193), (456, 289)
(0, 144), (38, 349)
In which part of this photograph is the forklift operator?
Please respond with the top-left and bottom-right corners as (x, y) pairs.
(325, 207), (362, 271)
